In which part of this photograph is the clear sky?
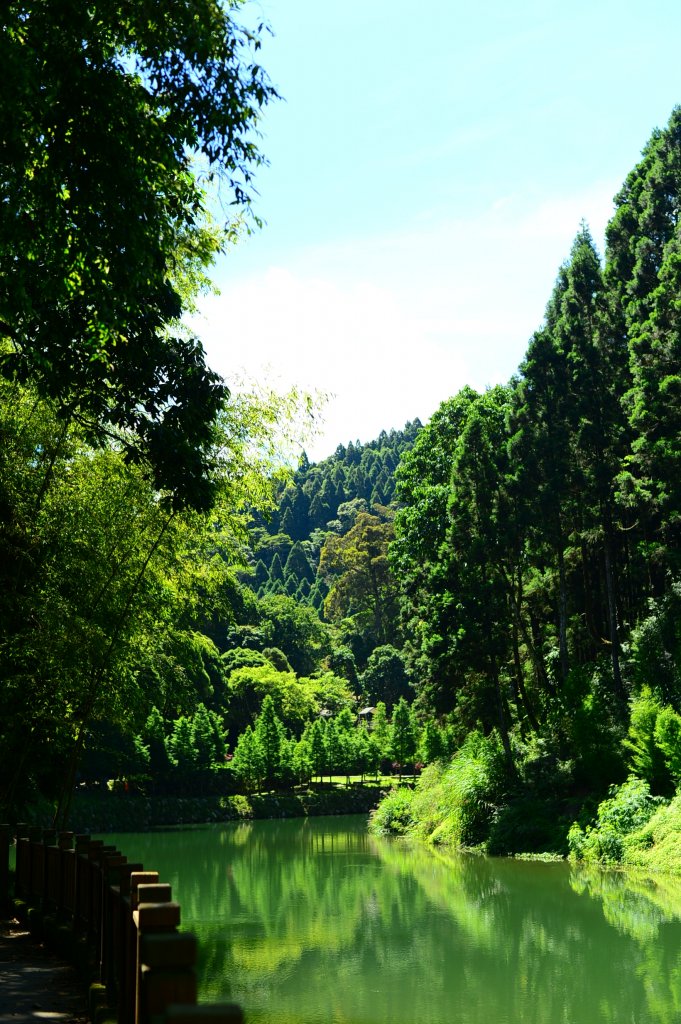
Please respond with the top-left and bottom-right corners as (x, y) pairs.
(193, 0), (681, 462)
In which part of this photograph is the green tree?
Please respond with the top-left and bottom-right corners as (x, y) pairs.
(228, 664), (317, 737)
(308, 719), (328, 783)
(284, 541), (315, 585)
(1, 1), (277, 508)
(168, 716), (197, 773)
(419, 720), (447, 765)
(293, 733), (313, 785)
(232, 726), (265, 794)
(361, 645), (411, 711)
(255, 694), (283, 789)
(389, 698), (417, 778)
(0, 373), (308, 821)
(325, 720), (343, 782)
(654, 707), (681, 784)
(191, 703), (226, 770)
(258, 594), (331, 676)
(141, 707), (172, 779)
(390, 389), (479, 714)
(320, 511), (399, 649)
(371, 702), (390, 761)
(606, 108), (681, 564)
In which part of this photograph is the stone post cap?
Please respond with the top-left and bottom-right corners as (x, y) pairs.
(134, 901), (181, 930)
(130, 871), (160, 907)
(138, 883), (172, 904)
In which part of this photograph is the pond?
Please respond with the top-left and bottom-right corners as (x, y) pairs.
(103, 815), (681, 1024)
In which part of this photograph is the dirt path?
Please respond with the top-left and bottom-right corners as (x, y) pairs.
(0, 920), (88, 1024)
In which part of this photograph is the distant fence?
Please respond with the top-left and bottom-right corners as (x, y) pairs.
(0, 824), (242, 1024)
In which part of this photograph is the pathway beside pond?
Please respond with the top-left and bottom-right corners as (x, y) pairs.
(0, 919), (87, 1024)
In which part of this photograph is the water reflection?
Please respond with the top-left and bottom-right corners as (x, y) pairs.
(103, 817), (681, 1024)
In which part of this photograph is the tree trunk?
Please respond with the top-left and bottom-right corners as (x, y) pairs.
(557, 544), (569, 684)
(489, 653), (515, 773)
(603, 526), (626, 704)
(512, 624), (540, 733)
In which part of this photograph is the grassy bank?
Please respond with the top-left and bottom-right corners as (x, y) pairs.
(369, 735), (576, 856)
(369, 742), (681, 875)
(568, 779), (681, 874)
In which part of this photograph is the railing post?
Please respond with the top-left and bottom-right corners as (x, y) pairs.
(58, 832), (76, 920)
(130, 872), (160, 1024)
(14, 824), (30, 903)
(0, 825), (10, 912)
(27, 825), (43, 904)
(116, 863), (145, 1024)
(74, 835), (93, 933)
(44, 829), (61, 916)
(90, 842), (116, 954)
(100, 852), (127, 992)
(134, 897), (196, 1024)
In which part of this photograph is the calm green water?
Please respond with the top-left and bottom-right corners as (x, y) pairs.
(104, 815), (681, 1024)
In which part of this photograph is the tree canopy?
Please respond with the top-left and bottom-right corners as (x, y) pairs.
(1, 0), (277, 508)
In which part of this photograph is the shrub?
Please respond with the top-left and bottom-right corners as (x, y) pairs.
(369, 729), (507, 849)
(369, 786), (416, 835)
(624, 687), (672, 793)
(654, 707), (681, 783)
(568, 776), (664, 865)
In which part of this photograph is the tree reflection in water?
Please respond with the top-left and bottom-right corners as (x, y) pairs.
(103, 817), (681, 1024)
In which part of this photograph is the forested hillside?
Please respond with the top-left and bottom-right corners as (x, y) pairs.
(374, 108), (681, 859)
(2, 28), (681, 865)
(247, 423), (420, 606)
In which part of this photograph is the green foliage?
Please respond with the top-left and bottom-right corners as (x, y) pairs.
(624, 687), (671, 792)
(258, 595), (331, 676)
(231, 727), (265, 794)
(1, 1), (277, 509)
(371, 702), (390, 759)
(222, 648), (272, 674)
(619, 792), (681, 873)
(8, 104), (681, 850)
(141, 707), (172, 778)
(228, 664), (317, 737)
(191, 703), (226, 770)
(255, 695), (283, 787)
(557, 664), (627, 791)
(369, 786), (416, 836)
(307, 719), (328, 781)
(418, 720), (448, 765)
(629, 583), (681, 702)
(568, 777), (664, 865)
(168, 717), (197, 772)
(389, 697), (417, 769)
(299, 672), (356, 715)
(360, 645), (411, 710)
(324, 721), (343, 782)
(654, 707), (681, 782)
(262, 647), (293, 672)
(0, 369), (312, 820)
(371, 730), (508, 848)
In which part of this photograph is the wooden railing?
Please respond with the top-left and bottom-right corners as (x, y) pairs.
(1, 824), (242, 1024)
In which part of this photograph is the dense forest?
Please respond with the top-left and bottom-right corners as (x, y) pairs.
(373, 109), (681, 861)
(1, 2), (681, 863)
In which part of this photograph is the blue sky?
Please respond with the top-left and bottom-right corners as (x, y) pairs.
(194, 0), (681, 461)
